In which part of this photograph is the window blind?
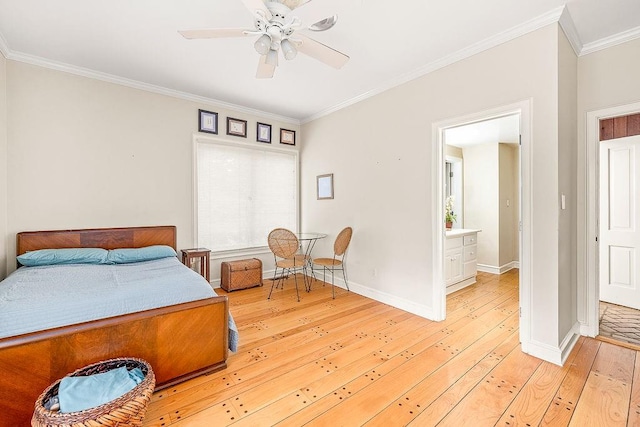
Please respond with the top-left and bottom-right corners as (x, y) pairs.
(196, 141), (297, 252)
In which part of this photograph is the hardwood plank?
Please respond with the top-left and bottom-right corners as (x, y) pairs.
(569, 342), (636, 426)
(601, 118), (614, 141)
(419, 336), (542, 426)
(299, 295), (520, 425)
(628, 113), (640, 137)
(590, 341), (636, 382)
(496, 336), (585, 426)
(627, 352), (640, 425)
(540, 337), (600, 426)
(364, 314), (519, 426)
(568, 372), (631, 426)
(406, 331), (521, 426)
(614, 116), (629, 139)
(145, 301), (405, 421)
(142, 272), (640, 427)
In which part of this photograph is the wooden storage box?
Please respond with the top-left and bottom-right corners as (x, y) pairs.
(221, 258), (263, 291)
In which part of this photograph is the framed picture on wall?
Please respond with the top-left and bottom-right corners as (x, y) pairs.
(257, 122), (272, 143)
(227, 117), (247, 137)
(280, 128), (296, 145)
(198, 109), (218, 134)
(317, 173), (334, 200)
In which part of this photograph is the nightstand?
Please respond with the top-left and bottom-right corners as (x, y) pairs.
(181, 248), (211, 282)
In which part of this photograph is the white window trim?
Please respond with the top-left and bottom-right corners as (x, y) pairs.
(192, 133), (300, 254)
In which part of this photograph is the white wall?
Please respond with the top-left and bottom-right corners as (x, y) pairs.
(4, 61), (300, 281)
(0, 52), (6, 279)
(577, 37), (640, 326)
(558, 30), (578, 342)
(301, 24), (563, 354)
(464, 143), (499, 267)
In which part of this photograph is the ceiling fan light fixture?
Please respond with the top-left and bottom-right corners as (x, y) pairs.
(280, 39), (297, 60)
(309, 15), (338, 32)
(266, 48), (279, 66)
(254, 34), (272, 55)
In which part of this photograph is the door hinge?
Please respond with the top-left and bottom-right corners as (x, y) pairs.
(519, 307), (522, 317)
(519, 135), (522, 146)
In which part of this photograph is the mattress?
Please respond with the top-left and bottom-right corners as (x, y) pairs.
(0, 256), (218, 339)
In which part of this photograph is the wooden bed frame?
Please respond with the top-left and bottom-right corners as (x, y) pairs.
(0, 226), (228, 426)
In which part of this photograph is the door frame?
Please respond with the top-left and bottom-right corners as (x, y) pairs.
(431, 99), (532, 350)
(583, 101), (640, 337)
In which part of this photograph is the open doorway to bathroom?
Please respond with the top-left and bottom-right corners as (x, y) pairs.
(431, 100), (531, 352)
(442, 114), (521, 296)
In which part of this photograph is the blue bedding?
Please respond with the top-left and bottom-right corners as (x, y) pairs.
(0, 257), (238, 352)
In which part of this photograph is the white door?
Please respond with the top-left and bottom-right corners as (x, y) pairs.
(600, 135), (640, 309)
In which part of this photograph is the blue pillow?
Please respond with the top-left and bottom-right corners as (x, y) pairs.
(107, 245), (177, 264)
(17, 248), (108, 267)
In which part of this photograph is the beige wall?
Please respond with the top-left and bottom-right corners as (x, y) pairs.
(301, 24), (563, 349)
(577, 37), (640, 326)
(0, 52), (6, 279)
(464, 143), (499, 267)
(463, 142), (519, 270)
(4, 61), (300, 279)
(445, 145), (463, 158)
(558, 30), (578, 341)
(498, 143), (519, 267)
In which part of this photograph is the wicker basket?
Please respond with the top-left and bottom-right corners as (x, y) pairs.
(31, 357), (155, 427)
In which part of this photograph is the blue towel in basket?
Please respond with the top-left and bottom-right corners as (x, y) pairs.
(58, 367), (144, 413)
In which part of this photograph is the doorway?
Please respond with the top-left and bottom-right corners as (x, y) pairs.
(584, 101), (640, 340)
(431, 100), (532, 351)
(596, 116), (640, 347)
(443, 115), (520, 277)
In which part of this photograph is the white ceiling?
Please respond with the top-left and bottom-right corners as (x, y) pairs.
(445, 115), (520, 148)
(0, 0), (639, 122)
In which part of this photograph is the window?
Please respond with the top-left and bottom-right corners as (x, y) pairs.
(196, 138), (298, 252)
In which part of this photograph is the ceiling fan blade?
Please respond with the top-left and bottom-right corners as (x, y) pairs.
(239, 0), (272, 20)
(292, 0), (340, 27)
(295, 34), (349, 69)
(179, 29), (249, 39)
(256, 55), (276, 79)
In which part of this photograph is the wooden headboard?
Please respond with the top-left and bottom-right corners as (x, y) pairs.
(16, 225), (177, 256)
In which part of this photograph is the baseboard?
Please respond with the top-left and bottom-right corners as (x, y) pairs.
(304, 272), (436, 320)
(215, 268), (435, 321)
(446, 277), (476, 295)
(521, 322), (580, 366)
(477, 261), (519, 275)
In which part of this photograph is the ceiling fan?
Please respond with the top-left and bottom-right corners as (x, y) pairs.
(179, 0), (349, 78)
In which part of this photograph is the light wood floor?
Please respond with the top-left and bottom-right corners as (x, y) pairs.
(143, 270), (640, 426)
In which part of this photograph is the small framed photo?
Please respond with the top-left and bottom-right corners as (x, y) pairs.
(198, 109), (218, 134)
(227, 117), (247, 138)
(257, 122), (272, 143)
(317, 173), (334, 200)
(280, 128), (296, 145)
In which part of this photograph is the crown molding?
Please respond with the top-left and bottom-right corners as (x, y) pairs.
(580, 25), (640, 56)
(0, 32), (9, 59)
(558, 6), (583, 55)
(302, 6), (565, 123)
(2, 47), (300, 125)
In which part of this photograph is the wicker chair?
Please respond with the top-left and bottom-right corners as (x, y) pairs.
(312, 227), (353, 299)
(267, 228), (308, 301)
